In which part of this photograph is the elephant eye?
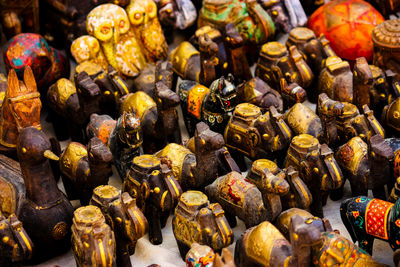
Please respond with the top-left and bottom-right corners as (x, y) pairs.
(119, 20), (125, 28)
(101, 26), (110, 34)
(134, 13), (141, 20)
(272, 10), (278, 17)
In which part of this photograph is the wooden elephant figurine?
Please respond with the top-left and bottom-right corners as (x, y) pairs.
(0, 67), (41, 157)
(256, 41), (314, 90)
(318, 93), (385, 147)
(173, 191), (233, 259)
(283, 103), (323, 140)
(59, 137), (113, 205)
(123, 155), (181, 245)
(71, 205), (117, 267)
(91, 185), (148, 267)
(224, 103), (292, 164)
(259, 0), (291, 33)
(156, 122), (224, 190)
(334, 135), (394, 200)
(178, 76), (238, 136)
(86, 112), (142, 180)
(17, 127), (74, 262)
(206, 171), (289, 228)
(285, 134), (343, 217)
(235, 214), (385, 267)
(155, 0), (197, 30)
(0, 211), (34, 267)
(247, 159), (312, 211)
(236, 77), (283, 112)
(318, 56), (353, 103)
(341, 196), (400, 255)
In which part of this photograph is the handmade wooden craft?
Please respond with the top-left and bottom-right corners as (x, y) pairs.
(372, 19), (400, 80)
(0, 73), (7, 108)
(86, 4), (147, 77)
(178, 77), (237, 136)
(156, 122), (224, 190)
(3, 33), (69, 91)
(255, 41), (314, 90)
(334, 136), (393, 200)
(275, 208), (317, 239)
(17, 127), (74, 261)
(236, 78), (283, 112)
(286, 27), (336, 77)
(70, 35), (109, 71)
(259, 0), (291, 33)
(186, 243), (216, 267)
(122, 155), (181, 245)
(155, 0), (197, 30)
(86, 112), (142, 180)
(125, 0), (169, 62)
(224, 103), (292, 161)
(59, 137), (113, 205)
(0, 0), (39, 39)
(0, 67), (41, 157)
(0, 211), (34, 267)
(317, 93), (385, 147)
(317, 56), (353, 103)
(341, 196), (400, 255)
(173, 190), (233, 259)
(206, 171), (288, 228)
(284, 134), (343, 217)
(235, 215), (383, 266)
(198, 0), (275, 46)
(91, 185), (148, 266)
(247, 159), (312, 211)
(71, 205), (116, 267)
(283, 103), (322, 140)
(308, 0), (385, 61)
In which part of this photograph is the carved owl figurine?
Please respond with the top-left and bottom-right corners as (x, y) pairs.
(70, 35), (109, 71)
(126, 0), (168, 62)
(86, 4), (147, 77)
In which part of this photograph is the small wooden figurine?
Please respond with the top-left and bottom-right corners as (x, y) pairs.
(155, 0), (197, 30)
(341, 196), (400, 255)
(86, 112), (142, 180)
(373, 19), (400, 78)
(285, 134), (343, 217)
(70, 36), (109, 71)
(173, 190), (233, 259)
(224, 103), (292, 161)
(0, 211), (34, 267)
(198, 0), (275, 46)
(258, 0), (291, 33)
(0, 67), (41, 157)
(3, 33), (69, 91)
(178, 77), (237, 135)
(283, 103), (323, 140)
(91, 185), (148, 266)
(156, 122), (224, 190)
(17, 127), (74, 261)
(71, 205), (116, 267)
(122, 155), (181, 245)
(86, 4), (147, 77)
(59, 137), (113, 205)
(255, 41), (314, 90)
(186, 243), (216, 267)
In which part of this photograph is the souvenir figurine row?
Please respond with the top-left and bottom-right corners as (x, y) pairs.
(2, 0), (400, 266)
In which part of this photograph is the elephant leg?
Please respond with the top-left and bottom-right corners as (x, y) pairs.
(146, 203), (163, 245)
(349, 177), (368, 197)
(160, 211), (169, 229)
(61, 174), (78, 201)
(330, 181), (345, 201)
(310, 189), (324, 218)
(224, 211), (237, 228)
(321, 191), (329, 207)
(357, 235), (375, 255)
(170, 128), (182, 144)
(48, 112), (70, 141)
(229, 149), (247, 172)
(116, 243), (132, 267)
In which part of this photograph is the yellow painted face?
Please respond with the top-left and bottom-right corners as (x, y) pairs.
(87, 4), (130, 43)
(127, 0), (157, 26)
(70, 35), (101, 63)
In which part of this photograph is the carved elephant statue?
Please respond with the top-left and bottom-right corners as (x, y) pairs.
(123, 155), (182, 245)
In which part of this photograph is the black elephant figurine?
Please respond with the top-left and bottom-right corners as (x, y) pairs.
(341, 196), (400, 255)
(86, 112), (143, 180)
(59, 137), (113, 205)
(123, 155), (182, 245)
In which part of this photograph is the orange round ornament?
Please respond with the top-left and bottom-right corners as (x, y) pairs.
(308, 0), (384, 61)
